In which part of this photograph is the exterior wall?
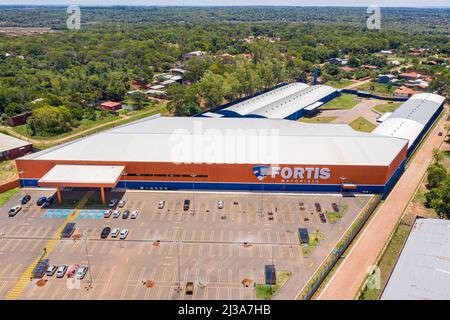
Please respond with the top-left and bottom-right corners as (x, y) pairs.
(16, 148), (407, 194)
(0, 144), (32, 161)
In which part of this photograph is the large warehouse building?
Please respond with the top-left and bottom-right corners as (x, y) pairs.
(15, 90), (444, 203)
(201, 82), (339, 120)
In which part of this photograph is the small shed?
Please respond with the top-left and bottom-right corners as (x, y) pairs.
(100, 101), (122, 111)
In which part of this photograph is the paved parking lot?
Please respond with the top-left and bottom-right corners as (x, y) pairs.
(0, 188), (371, 300)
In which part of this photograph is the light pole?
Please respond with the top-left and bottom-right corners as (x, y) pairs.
(339, 176), (347, 210)
(175, 241), (182, 293)
(192, 173), (196, 215)
(83, 237), (93, 290)
(260, 180), (264, 218)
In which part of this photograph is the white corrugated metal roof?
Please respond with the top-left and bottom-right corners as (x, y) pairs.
(22, 116), (407, 166)
(39, 165), (125, 184)
(373, 93), (444, 147)
(381, 219), (450, 300)
(0, 133), (30, 153)
(222, 83), (309, 116)
(248, 85), (336, 119)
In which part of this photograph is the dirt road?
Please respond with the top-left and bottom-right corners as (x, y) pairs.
(317, 109), (448, 300)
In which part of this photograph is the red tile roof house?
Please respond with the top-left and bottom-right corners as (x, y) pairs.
(0, 133), (32, 161)
(394, 86), (420, 97)
(100, 101), (122, 112)
(399, 72), (421, 80)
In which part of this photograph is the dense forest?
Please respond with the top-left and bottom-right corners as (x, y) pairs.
(0, 6), (449, 136)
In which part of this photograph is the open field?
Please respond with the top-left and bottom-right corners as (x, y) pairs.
(354, 82), (397, 96)
(324, 80), (355, 89)
(0, 188), (371, 300)
(373, 102), (403, 114)
(349, 116), (377, 132)
(320, 94), (359, 110)
(299, 116), (338, 123)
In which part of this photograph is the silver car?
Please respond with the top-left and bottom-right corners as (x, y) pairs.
(76, 265), (89, 280)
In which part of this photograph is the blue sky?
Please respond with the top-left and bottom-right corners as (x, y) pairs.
(0, 1), (449, 7)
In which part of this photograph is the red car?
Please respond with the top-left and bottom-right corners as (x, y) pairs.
(67, 264), (80, 278)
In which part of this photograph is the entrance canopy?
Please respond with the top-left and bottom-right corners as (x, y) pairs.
(38, 164), (125, 188)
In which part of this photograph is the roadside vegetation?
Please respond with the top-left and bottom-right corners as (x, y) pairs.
(354, 82), (397, 96)
(0, 188), (20, 206)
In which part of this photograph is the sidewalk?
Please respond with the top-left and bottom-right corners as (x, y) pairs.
(317, 110), (448, 300)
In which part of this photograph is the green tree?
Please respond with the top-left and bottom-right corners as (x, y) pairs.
(426, 163), (447, 188)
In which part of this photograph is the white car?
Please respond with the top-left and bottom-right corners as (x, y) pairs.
(113, 210), (121, 218)
(104, 209), (113, 218)
(118, 200), (126, 208)
(158, 200), (165, 209)
(46, 265), (58, 276)
(217, 201), (224, 209)
(108, 199), (118, 208)
(111, 228), (120, 238)
(76, 265), (89, 280)
(56, 264), (68, 278)
(8, 205), (22, 217)
(130, 210), (138, 219)
(119, 229), (129, 240)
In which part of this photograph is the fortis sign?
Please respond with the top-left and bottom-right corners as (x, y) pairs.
(253, 165), (331, 183)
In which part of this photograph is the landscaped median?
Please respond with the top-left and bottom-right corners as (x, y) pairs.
(255, 271), (292, 300)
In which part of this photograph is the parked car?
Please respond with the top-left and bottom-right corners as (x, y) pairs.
(113, 210), (121, 218)
(21, 195), (31, 204)
(36, 196), (47, 206)
(67, 264), (80, 278)
(158, 200), (165, 209)
(46, 265), (58, 276)
(186, 282), (194, 295)
(111, 228), (120, 238)
(118, 200), (126, 208)
(319, 213), (327, 223)
(101, 227), (111, 239)
(42, 196), (54, 208)
(32, 259), (49, 279)
(8, 205), (22, 217)
(61, 222), (76, 238)
(122, 210), (129, 219)
(183, 199), (190, 211)
(130, 210), (138, 219)
(56, 264), (68, 278)
(119, 229), (129, 240)
(76, 265), (89, 280)
(108, 199), (118, 208)
(104, 209), (113, 218)
(217, 201), (224, 209)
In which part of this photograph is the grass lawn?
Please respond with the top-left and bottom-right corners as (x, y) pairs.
(0, 160), (18, 182)
(302, 230), (324, 257)
(320, 94), (359, 110)
(255, 271), (292, 300)
(350, 117), (377, 133)
(325, 79), (355, 89)
(0, 188), (20, 206)
(354, 82), (397, 96)
(299, 116), (338, 123)
(373, 102), (402, 114)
